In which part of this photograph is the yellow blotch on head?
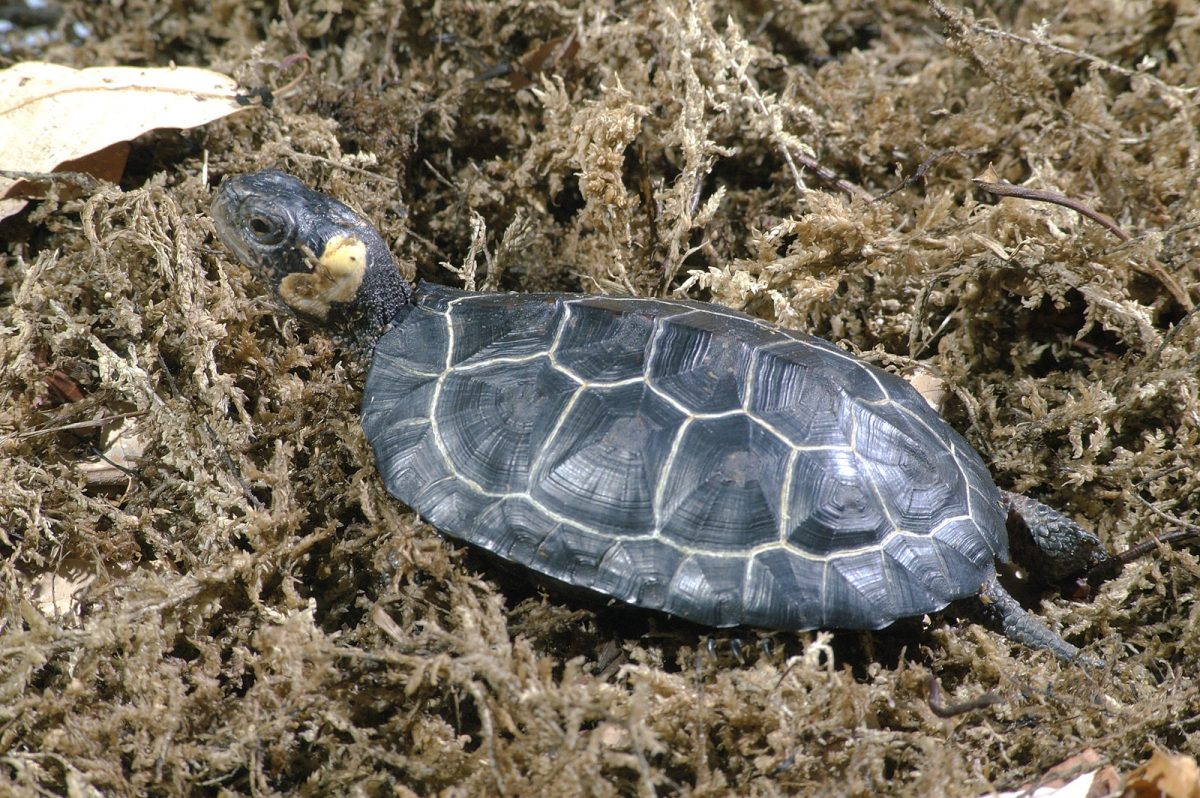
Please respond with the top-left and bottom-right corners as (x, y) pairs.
(278, 234), (368, 320)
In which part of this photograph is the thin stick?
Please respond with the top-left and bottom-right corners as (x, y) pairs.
(10, 411), (146, 441)
(972, 176), (1130, 242)
(926, 675), (1003, 718)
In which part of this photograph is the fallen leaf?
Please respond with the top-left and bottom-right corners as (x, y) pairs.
(1124, 750), (1200, 798)
(31, 558), (96, 620)
(989, 749), (1121, 798)
(0, 61), (247, 219)
(907, 368), (947, 413)
(77, 416), (143, 487)
(473, 31), (581, 90)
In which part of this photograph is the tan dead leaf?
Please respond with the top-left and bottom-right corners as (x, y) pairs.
(77, 416), (144, 487)
(507, 31), (581, 90)
(907, 368), (947, 413)
(989, 748), (1120, 798)
(596, 723), (629, 748)
(1124, 750), (1200, 798)
(31, 558), (97, 620)
(0, 61), (247, 219)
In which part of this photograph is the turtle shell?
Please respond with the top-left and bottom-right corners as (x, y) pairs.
(361, 283), (1008, 631)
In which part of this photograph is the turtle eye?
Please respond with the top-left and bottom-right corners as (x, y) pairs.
(247, 214), (285, 245)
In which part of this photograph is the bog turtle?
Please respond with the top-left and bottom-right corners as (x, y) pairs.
(211, 170), (1104, 661)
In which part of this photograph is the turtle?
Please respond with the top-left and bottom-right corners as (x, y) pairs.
(210, 169), (1105, 662)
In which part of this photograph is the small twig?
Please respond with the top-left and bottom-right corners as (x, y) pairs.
(10, 411), (146, 441)
(1085, 467), (1200, 585)
(973, 174), (1130, 242)
(790, 150), (875, 203)
(974, 172), (1194, 308)
(926, 675), (1003, 718)
(1125, 494), (1200, 539)
(1103, 220), (1200, 257)
(875, 147), (986, 202)
(969, 23), (1196, 102)
(422, 158), (458, 191)
(286, 152), (399, 184)
(1086, 529), (1200, 587)
(273, 53), (311, 98)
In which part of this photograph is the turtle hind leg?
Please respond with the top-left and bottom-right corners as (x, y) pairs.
(979, 574), (1101, 665)
(1001, 490), (1105, 581)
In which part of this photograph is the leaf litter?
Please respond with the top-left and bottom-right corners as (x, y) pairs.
(0, 61), (247, 220)
(1, 0), (1199, 795)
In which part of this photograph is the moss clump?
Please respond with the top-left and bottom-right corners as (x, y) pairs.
(2, 0), (1198, 794)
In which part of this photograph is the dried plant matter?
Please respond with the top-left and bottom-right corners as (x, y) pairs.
(2, 0), (1200, 796)
(0, 62), (246, 220)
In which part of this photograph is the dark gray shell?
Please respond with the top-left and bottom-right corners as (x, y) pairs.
(361, 283), (1008, 631)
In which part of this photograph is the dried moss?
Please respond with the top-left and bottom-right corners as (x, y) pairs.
(2, 0), (1200, 795)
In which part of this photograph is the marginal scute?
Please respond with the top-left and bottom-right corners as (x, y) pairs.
(465, 497), (559, 564)
(373, 302), (450, 372)
(590, 538), (685, 611)
(881, 533), (961, 609)
(851, 402), (968, 532)
(661, 555), (747, 627)
(822, 552), (894, 629)
(743, 549), (825, 630)
(447, 292), (563, 367)
(747, 350), (844, 440)
(648, 312), (751, 412)
(554, 301), (654, 381)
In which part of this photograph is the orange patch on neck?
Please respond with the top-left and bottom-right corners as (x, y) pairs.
(278, 234), (368, 320)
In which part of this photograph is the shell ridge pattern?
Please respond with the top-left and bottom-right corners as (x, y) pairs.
(450, 351), (546, 372)
(419, 296), (980, 572)
(524, 384), (589, 493)
(952, 441), (1005, 561)
(833, 360), (1007, 568)
(366, 287), (1011, 630)
(845, 403), (906, 540)
(421, 297), (627, 543)
(854, 449), (904, 533)
(650, 417), (694, 537)
(370, 347), (442, 379)
(544, 300), (648, 390)
(408, 296), (840, 561)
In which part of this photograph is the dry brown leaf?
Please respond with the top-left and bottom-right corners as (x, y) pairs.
(908, 368), (948, 413)
(31, 558), (96, 620)
(0, 61), (246, 219)
(76, 417), (144, 487)
(990, 748), (1119, 798)
(1124, 750), (1200, 798)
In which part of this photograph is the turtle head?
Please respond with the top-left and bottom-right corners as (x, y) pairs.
(211, 170), (413, 345)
